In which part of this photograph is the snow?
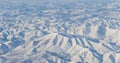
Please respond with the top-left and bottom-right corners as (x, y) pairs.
(0, 0), (120, 63)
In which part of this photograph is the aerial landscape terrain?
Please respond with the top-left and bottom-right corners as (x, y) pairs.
(0, 0), (120, 63)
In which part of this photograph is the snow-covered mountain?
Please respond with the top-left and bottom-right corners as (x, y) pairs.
(0, 0), (120, 63)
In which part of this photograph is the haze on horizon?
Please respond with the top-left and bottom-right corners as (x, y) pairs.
(0, 0), (115, 5)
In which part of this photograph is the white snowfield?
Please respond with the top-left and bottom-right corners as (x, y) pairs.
(0, 0), (120, 63)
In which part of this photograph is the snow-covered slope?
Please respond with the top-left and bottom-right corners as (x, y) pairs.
(0, 0), (120, 63)
(1, 32), (120, 63)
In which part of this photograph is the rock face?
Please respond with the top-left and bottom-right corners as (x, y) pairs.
(0, 0), (120, 63)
